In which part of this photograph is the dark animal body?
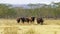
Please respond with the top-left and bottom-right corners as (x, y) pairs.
(16, 17), (35, 23)
(30, 17), (35, 22)
(27, 17), (35, 22)
(20, 17), (26, 23)
(16, 17), (30, 23)
(37, 17), (44, 25)
(21, 17), (35, 23)
(22, 17), (30, 23)
(16, 17), (20, 23)
(16, 17), (44, 25)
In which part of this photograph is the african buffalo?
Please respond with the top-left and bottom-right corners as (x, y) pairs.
(37, 17), (44, 25)
(20, 17), (26, 23)
(16, 17), (35, 24)
(16, 17), (20, 23)
(28, 17), (35, 22)
(24, 17), (30, 23)
(31, 16), (35, 22)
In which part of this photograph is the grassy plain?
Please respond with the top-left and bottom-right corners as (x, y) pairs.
(0, 19), (60, 34)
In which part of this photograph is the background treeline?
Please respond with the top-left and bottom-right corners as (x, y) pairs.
(0, 2), (60, 19)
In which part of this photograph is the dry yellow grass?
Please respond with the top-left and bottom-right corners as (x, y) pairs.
(0, 19), (60, 34)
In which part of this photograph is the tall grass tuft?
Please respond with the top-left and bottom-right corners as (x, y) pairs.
(25, 28), (35, 34)
(4, 26), (18, 34)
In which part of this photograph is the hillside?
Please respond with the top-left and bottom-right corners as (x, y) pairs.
(0, 2), (60, 18)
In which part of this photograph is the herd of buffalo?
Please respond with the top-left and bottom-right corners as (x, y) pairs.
(16, 17), (44, 25)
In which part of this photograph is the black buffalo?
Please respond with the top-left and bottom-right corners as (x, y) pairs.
(16, 17), (26, 23)
(28, 17), (35, 22)
(16, 17), (20, 23)
(20, 17), (26, 23)
(16, 17), (35, 24)
(31, 16), (35, 22)
(16, 17), (30, 23)
(24, 17), (30, 23)
(37, 17), (44, 25)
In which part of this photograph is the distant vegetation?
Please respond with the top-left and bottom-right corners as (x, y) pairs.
(0, 2), (60, 19)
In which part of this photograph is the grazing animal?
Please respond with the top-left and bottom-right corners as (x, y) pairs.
(16, 17), (30, 23)
(16, 17), (20, 23)
(31, 16), (35, 22)
(28, 17), (35, 22)
(16, 16), (35, 24)
(25, 17), (30, 23)
(37, 17), (44, 25)
(20, 17), (25, 23)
